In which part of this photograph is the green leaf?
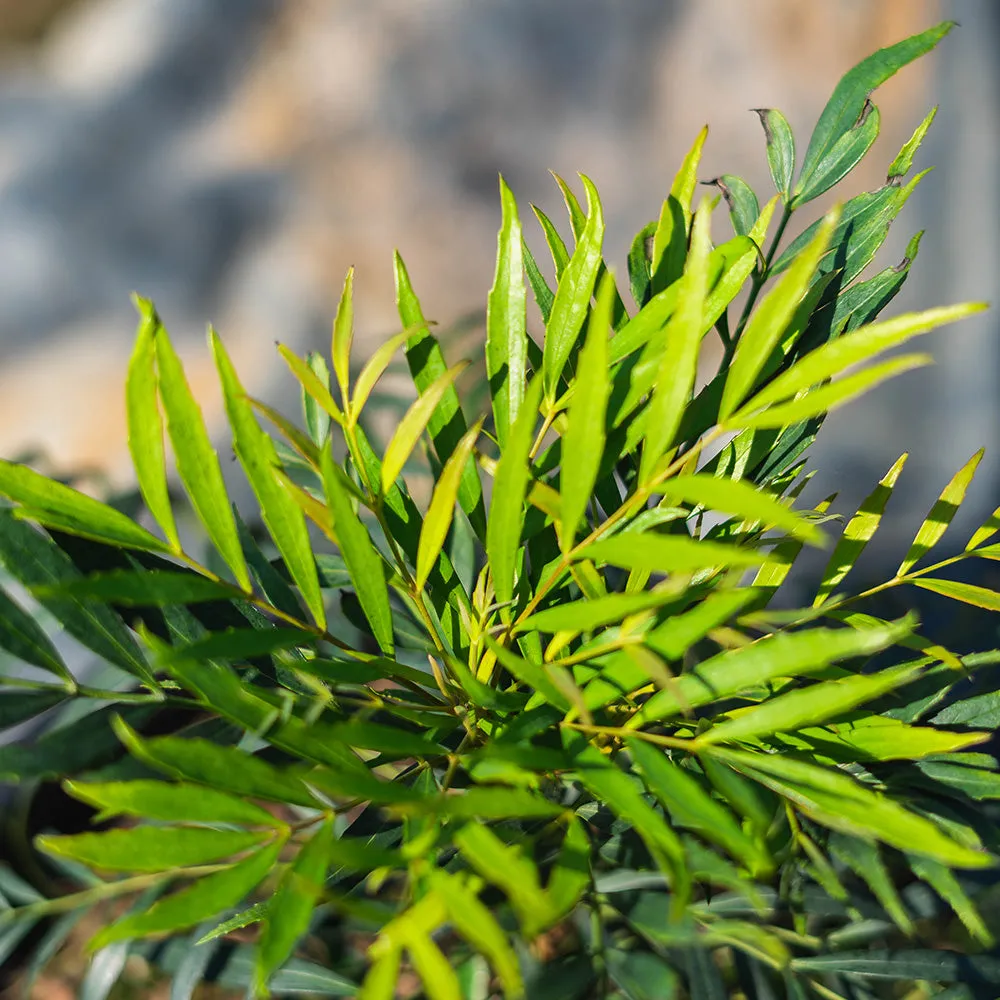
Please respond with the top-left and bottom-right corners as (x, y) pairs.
(485, 176), (528, 448)
(0, 584), (71, 682)
(63, 779), (279, 827)
(794, 99), (881, 208)
(664, 474), (821, 545)
(517, 588), (679, 636)
(429, 871), (524, 998)
(416, 422), (482, 590)
(731, 353), (933, 430)
(911, 577), (1000, 612)
(560, 270), (613, 551)
(651, 127), (707, 293)
(404, 785), (562, 821)
(34, 569), (238, 606)
(0, 511), (152, 682)
(256, 818), (333, 995)
(0, 689), (67, 728)
(0, 461), (169, 554)
(545, 816), (591, 921)
(714, 747), (992, 868)
(127, 297), (179, 550)
(909, 855), (993, 946)
(754, 108), (795, 200)
(487, 377), (542, 612)
(898, 450), (982, 577)
(888, 106), (937, 182)
(737, 303), (985, 419)
(639, 197), (712, 483)
(627, 737), (770, 876)
(302, 353), (333, 447)
(542, 175), (604, 403)
(155, 330), (251, 590)
(321, 447), (393, 654)
(37, 827), (269, 873)
(578, 533), (765, 575)
(533, 204), (571, 280)
(627, 221), (657, 309)
(829, 833), (913, 934)
(278, 344), (345, 429)
(113, 719), (320, 808)
(720, 209), (838, 420)
(395, 253), (486, 538)
(90, 839), (283, 950)
(696, 662), (924, 746)
(213, 330), (326, 628)
(158, 626), (314, 666)
(345, 333), (409, 427)
(814, 452), (907, 606)
(607, 950), (680, 1000)
(381, 360), (468, 493)
(524, 240), (555, 322)
(646, 588), (757, 661)
(631, 616), (911, 725)
(454, 823), (553, 936)
(484, 636), (572, 712)
(707, 175), (759, 238)
(789, 949), (1000, 984)
(332, 267), (355, 406)
(562, 730), (687, 901)
(794, 22), (954, 203)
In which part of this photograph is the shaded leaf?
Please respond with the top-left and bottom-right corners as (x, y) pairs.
(754, 108), (795, 199)
(0, 584), (72, 682)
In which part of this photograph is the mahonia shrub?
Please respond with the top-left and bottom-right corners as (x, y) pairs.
(2, 19), (1000, 1000)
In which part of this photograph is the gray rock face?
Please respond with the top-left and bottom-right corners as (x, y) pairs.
(0, 0), (994, 553)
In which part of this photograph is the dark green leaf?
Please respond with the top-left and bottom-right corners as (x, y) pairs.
(35, 569), (238, 606)
(0, 583), (72, 681)
(708, 174), (760, 236)
(754, 108), (795, 199)
(790, 950), (1000, 984)
(0, 689), (67, 728)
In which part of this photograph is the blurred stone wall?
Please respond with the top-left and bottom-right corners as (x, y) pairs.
(0, 0), (994, 556)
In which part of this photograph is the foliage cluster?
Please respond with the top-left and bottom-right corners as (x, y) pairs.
(2, 19), (1000, 1000)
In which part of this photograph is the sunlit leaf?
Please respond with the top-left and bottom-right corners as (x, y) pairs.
(332, 266), (355, 406)
(560, 271), (613, 551)
(754, 108), (795, 200)
(888, 106), (937, 182)
(897, 449), (982, 577)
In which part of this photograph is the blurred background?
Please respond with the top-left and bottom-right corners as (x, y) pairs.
(0, 0), (995, 577)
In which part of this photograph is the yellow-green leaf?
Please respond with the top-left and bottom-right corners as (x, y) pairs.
(814, 453), (907, 606)
(126, 296), (179, 550)
(213, 331), (326, 628)
(350, 327), (413, 421)
(155, 331), (251, 590)
(381, 361), (469, 494)
(487, 378), (542, 612)
(0, 461), (169, 555)
(542, 174), (604, 402)
(911, 577), (1000, 613)
(560, 270), (613, 551)
(720, 209), (838, 420)
(897, 449), (983, 577)
(321, 448), (393, 654)
(332, 267), (355, 406)
(416, 422), (482, 590)
(639, 197), (713, 484)
(578, 533), (764, 575)
(278, 344), (345, 427)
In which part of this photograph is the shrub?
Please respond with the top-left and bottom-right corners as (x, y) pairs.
(1, 18), (999, 1000)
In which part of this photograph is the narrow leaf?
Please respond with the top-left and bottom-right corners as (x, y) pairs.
(127, 296), (179, 549)
(321, 448), (393, 654)
(0, 461), (169, 554)
(795, 22), (954, 200)
(35, 569), (237, 606)
(542, 175), (604, 402)
(416, 422), (482, 590)
(707, 175), (760, 237)
(560, 270), (613, 550)
(664, 474), (821, 544)
(740, 304), (985, 416)
(381, 361), (469, 493)
(332, 267), (355, 405)
(754, 108), (795, 199)
(814, 453), (907, 606)
(37, 827), (268, 873)
(155, 331), (250, 590)
(90, 840), (283, 950)
(888, 106), (937, 182)
(897, 449), (982, 577)
(639, 197), (713, 483)
(631, 617), (911, 725)
(487, 378), (542, 611)
(349, 327), (412, 420)
(0, 584), (71, 681)
(911, 577), (1000, 612)
(578, 533), (765, 575)
(256, 819), (333, 995)
(278, 345), (344, 428)
(720, 209), (838, 420)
